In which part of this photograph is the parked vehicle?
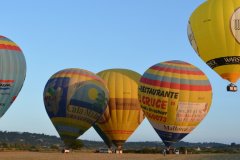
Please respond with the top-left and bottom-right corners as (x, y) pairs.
(96, 148), (112, 153)
(62, 149), (70, 153)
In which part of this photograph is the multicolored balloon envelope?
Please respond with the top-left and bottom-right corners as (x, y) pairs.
(0, 36), (26, 118)
(94, 69), (144, 151)
(188, 0), (240, 90)
(138, 60), (212, 147)
(43, 68), (109, 146)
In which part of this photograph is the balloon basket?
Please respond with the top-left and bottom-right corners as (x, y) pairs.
(115, 149), (123, 154)
(227, 83), (237, 92)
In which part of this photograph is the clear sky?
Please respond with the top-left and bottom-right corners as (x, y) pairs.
(0, 0), (240, 144)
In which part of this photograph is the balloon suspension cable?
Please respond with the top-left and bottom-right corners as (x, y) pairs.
(227, 83), (238, 92)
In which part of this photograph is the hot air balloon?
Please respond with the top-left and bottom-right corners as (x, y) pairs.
(188, 0), (240, 92)
(43, 68), (109, 149)
(0, 35), (26, 118)
(138, 60), (212, 148)
(93, 124), (113, 150)
(94, 69), (144, 153)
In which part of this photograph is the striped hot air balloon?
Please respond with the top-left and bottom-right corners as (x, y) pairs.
(0, 35), (26, 118)
(138, 60), (212, 147)
(43, 68), (109, 148)
(94, 69), (144, 153)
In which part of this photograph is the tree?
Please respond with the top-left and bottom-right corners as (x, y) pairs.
(68, 139), (84, 150)
(50, 145), (59, 150)
(1, 142), (9, 148)
(231, 143), (236, 147)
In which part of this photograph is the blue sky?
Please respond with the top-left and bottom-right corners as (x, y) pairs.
(1, 0), (240, 144)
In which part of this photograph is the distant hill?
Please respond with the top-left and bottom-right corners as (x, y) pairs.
(0, 131), (63, 149)
(0, 131), (235, 151)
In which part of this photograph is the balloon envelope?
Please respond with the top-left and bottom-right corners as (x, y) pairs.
(139, 60), (212, 147)
(93, 124), (112, 148)
(188, 0), (240, 84)
(43, 68), (109, 146)
(94, 69), (144, 150)
(0, 36), (26, 118)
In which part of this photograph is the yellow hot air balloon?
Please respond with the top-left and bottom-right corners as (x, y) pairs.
(94, 69), (144, 153)
(188, 0), (240, 91)
(138, 60), (212, 147)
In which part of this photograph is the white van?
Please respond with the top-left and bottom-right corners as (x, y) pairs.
(175, 150), (179, 154)
(62, 149), (70, 153)
(98, 148), (112, 153)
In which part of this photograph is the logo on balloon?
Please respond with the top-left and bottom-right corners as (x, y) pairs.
(0, 80), (14, 95)
(231, 8), (240, 43)
(176, 102), (208, 123)
(88, 88), (98, 100)
(187, 22), (199, 55)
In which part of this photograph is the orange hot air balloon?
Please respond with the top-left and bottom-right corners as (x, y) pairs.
(94, 69), (144, 153)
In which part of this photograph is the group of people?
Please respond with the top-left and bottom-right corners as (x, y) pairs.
(162, 148), (180, 156)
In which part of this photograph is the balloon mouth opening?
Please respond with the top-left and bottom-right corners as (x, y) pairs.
(112, 140), (125, 149)
(163, 141), (174, 148)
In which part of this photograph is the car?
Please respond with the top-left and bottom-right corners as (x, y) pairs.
(97, 148), (112, 153)
(62, 149), (70, 153)
(175, 150), (179, 154)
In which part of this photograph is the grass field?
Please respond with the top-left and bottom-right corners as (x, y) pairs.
(0, 152), (240, 160)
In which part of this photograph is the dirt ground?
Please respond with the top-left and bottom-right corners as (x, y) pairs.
(0, 152), (240, 160)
